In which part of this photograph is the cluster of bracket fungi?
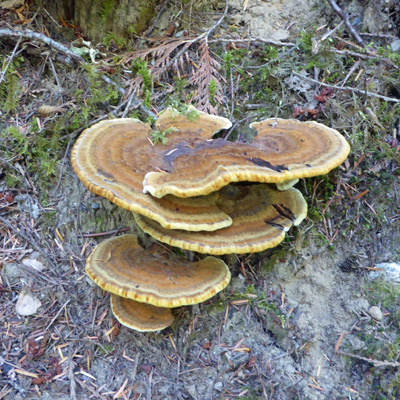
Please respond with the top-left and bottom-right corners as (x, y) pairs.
(71, 107), (350, 332)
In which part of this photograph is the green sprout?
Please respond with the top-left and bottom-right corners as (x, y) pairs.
(149, 127), (179, 145)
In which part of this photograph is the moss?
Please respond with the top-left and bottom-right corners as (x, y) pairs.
(261, 247), (289, 272)
(206, 299), (227, 315)
(134, 4), (156, 33)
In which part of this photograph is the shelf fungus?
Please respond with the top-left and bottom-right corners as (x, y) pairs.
(143, 118), (350, 198)
(73, 107), (350, 333)
(71, 111), (232, 231)
(110, 295), (174, 332)
(86, 234), (231, 331)
(135, 184), (307, 255)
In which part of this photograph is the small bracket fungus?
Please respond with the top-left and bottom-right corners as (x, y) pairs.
(135, 184), (307, 255)
(71, 110), (232, 231)
(110, 294), (174, 332)
(143, 118), (350, 198)
(86, 234), (231, 308)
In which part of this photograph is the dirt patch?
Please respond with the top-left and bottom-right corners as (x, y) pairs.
(230, 0), (322, 41)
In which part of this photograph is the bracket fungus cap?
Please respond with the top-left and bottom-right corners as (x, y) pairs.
(135, 184), (307, 255)
(143, 118), (350, 198)
(71, 116), (232, 231)
(86, 235), (231, 308)
(110, 294), (174, 332)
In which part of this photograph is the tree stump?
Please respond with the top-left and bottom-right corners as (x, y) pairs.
(46, 0), (157, 42)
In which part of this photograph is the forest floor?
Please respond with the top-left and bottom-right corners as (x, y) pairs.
(1, 0), (400, 399)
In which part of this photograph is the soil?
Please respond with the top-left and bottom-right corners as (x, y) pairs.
(1, 1), (400, 400)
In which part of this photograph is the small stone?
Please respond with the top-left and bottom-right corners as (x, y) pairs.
(390, 39), (400, 53)
(91, 202), (100, 210)
(16, 291), (42, 316)
(368, 306), (383, 321)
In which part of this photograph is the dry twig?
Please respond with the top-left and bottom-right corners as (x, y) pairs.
(0, 10), (39, 84)
(0, 215), (57, 271)
(68, 345), (77, 400)
(292, 72), (400, 103)
(208, 37), (295, 47)
(0, 28), (154, 117)
(337, 351), (400, 368)
(326, 0), (365, 47)
(0, 28), (85, 63)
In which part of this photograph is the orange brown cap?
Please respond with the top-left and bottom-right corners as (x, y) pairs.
(135, 183), (307, 255)
(110, 294), (174, 332)
(71, 112), (232, 231)
(86, 235), (231, 307)
(143, 118), (350, 198)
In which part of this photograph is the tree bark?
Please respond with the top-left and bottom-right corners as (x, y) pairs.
(45, 0), (158, 42)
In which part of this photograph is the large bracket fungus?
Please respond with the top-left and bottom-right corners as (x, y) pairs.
(71, 112), (232, 231)
(73, 107), (350, 332)
(86, 235), (231, 307)
(86, 234), (231, 331)
(143, 118), (350, 198)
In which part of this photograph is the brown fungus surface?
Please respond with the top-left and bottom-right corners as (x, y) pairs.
(110, 294), (174, 332)
(135, 184), (307, 255)
(71, 110), (232, 231)
(86, 235), (231, 308)
(143, 118), (350, 198)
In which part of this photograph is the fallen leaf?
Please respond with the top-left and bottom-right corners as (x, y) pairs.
(38, 105), (65, 117)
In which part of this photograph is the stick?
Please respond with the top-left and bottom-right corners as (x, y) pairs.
(0, 28), (155, 117)
(336, 351), (400, 368)
(146, 368), (153, 400)
(54, 134), (73, 193)
(292, 72), (400, 103)
(0, 215), (58, 271)
(0, 28), (85, 63)
(0, 10), (39, 84)
(203, 0), (229, 43)
(131, 353), (140, 381)
(121, 89), (139, 118)
(68, 345), (77, 400)
(163, 0), (229, 71)
(76, 227), (131, 238)
(75, 378), (108, 400)
(326, 0), (365, 47)
(208, 37), (295, 47)
(0, 34), (23, 85)
(45, 299), (71, 331)
(144, 3), (167, 37)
